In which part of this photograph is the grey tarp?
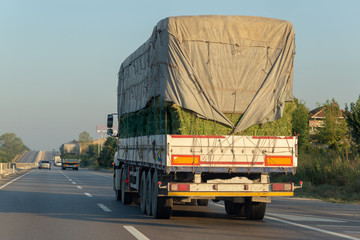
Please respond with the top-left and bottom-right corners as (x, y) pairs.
(117, 15), (295, 133)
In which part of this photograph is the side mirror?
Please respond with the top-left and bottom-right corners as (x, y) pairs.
(107, 114), (113, 128)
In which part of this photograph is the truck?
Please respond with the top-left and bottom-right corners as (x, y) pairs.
(59, 143), (80, 170)
(54, 156), (62, 167)
(108, 15), (301, 219)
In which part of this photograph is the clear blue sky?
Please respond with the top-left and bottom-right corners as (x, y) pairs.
(1, 0), (359, 150)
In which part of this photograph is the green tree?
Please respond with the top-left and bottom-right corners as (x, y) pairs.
(291, 99), (310, 151)
(80, 144), (99, 167)
(78, 131), (93, 143)
(317, 99), (349, 152)
(97, 137), (117, 168)
(0, 133), (29, 162)
(345, 95), (360, 148)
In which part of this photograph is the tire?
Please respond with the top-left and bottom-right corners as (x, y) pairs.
(115, 189), (121, 201)
(121, 167), (132, 205)
(224, 200), (245, 217)
(140, 171), (147, 213)
(197, 199), (209, 206)
(145, 170), (152, 216)
(151, 170), (172, 219)
(244, 200), (266, 220)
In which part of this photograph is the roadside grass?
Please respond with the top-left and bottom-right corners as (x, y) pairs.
(274, 149), (360, 204)
(294, 182), (360, 204)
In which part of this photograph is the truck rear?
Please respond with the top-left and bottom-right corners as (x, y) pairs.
(59, 143), (80, 170)
(109, 15), (300, 219)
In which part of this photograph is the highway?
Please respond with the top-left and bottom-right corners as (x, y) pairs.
(16, 151), (39, 163)
(0, 169), (359, 240)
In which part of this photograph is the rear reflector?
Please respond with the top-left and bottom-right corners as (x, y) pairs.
(271, 183), (292, 191)
(265, 156), (293, 166)
(170, 183), (190, 191)
(171, 155), (200, 165)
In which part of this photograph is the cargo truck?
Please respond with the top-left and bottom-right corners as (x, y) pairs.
(108, 15), (302, 219)
(59, 143), (80, 170)
(54, 156), (62, 167)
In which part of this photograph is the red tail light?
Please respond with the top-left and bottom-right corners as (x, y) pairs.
(170, 183), (190, 191)
(271, 183), (292, 191)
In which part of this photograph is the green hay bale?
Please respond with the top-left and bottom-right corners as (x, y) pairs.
(119, 98), (296, 137)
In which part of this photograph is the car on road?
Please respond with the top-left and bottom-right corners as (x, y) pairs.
(38, 160), (51, 170)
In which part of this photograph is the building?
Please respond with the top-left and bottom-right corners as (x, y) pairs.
(309, 106), (345, 135)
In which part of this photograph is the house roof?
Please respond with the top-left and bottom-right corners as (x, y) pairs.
(309, 106), (345, 119)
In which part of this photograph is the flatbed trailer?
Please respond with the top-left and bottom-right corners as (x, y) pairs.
(112, 134), (300, 219)
(110, 15), (300, 219)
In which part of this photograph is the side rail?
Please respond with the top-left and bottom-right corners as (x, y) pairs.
(0, 163), (37, 175)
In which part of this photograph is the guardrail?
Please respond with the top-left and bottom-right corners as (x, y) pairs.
(0, 162), (37, 177)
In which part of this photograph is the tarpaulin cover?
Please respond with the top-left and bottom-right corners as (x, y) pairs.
(117, 15), (295, 133)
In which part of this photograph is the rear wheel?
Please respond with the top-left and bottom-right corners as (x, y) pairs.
(151, 170), (172, 219)
(244, 200), (266, 220)
(140, 171), (147, 213)
(224, 201), (245, 217)
(197, 199), (209, 206)
(121, 167), (132, 205)
(115, 190), (121, 200)
(145, 170), (152, 216)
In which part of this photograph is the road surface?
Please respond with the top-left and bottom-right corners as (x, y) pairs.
(0, 169), (359, 240)
(16, 151), (38, 163)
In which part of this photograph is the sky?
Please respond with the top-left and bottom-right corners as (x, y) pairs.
(1, 0), (359, 150)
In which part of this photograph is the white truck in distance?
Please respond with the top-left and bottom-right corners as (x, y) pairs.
(109, 15), (301, 220)
(54, 156), (62, 167)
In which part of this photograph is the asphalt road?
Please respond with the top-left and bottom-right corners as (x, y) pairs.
(16, 151), (38, 163)
(0, 168), (359, 240)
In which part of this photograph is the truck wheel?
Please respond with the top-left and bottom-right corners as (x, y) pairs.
(244, 200), (266, 220)
(140, 171), (147, 213)
(151, 170), (172, 219)
(197, 199), (209, 206)
(115, 189), (121, 201)
(114, 173), (121, 201)
(145, 170), (152, 216)
(121, 167), (132, 205)
(224, 201), (245, 217)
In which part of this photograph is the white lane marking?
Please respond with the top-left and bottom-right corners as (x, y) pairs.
(72, 182), (76, 184)
(267, 212), (346, 223)
(87, 171), (112, 178)
(97, 203), (112, 212)
(77, 186), (83, 189)
(211, 202), (359, 239)
(317, 225), (360, 228)
(266, 216), (360, 240)
(344, 232), (360, 234)
(84, 193), (93, 197)
(0, 170), (35, 190)
(68, 179), (72, 181)
(123, 226), (149, 240)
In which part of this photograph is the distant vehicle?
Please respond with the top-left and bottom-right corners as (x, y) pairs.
(59, 143), (80, 170)
(39, 160), (51, 170)
(54, 156), (62, 167)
